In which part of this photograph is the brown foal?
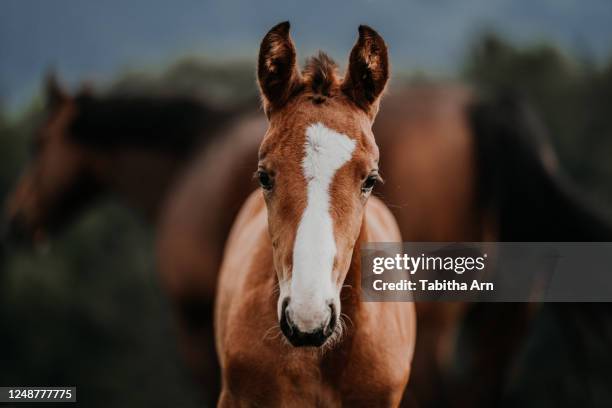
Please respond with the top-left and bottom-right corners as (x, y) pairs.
(215, 22), (416, 406)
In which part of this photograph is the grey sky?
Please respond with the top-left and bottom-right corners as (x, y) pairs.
(1, 0), (611, 110)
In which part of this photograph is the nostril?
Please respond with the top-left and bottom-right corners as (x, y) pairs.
(280, 297), (294, 337)
(324, 303), (337, 337)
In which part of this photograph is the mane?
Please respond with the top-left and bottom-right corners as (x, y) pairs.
(69, 94), (238, 155)
(301, 52), (340, 103)
(469, 91), (612, 241)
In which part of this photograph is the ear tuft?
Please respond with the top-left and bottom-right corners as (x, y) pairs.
(257, 21), (302, 116)
(342, 25), (389, 117)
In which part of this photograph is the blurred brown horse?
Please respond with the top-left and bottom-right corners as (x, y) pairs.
(158, 83), (612, 407)
(3, 74), (243, 245)
(156, 82), (485, 405)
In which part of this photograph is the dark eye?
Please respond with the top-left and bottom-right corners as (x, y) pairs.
(257, 170), (274, 191)
(362, 174), (378, 193)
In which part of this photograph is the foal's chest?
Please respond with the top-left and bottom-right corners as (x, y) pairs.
(223, 340), (402, 407)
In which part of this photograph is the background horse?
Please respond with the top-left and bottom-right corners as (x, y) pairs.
(216, 22), (415, 406)
(3, 74), (244, 246)
(462, 93), (612, 408)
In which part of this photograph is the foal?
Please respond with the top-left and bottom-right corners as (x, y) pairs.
(216, 23), (416, 406)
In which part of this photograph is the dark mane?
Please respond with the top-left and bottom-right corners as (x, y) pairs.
(69, 94), (237, 156)
(302, 52), (340, 102)
(469, 91), (612, 241)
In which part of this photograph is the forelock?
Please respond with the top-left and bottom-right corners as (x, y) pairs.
(301, 52), (340, 102)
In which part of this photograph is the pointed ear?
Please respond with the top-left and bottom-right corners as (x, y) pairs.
(45, 70), (68, 109)
(341, 25), (389, 118)
(257, 21), (302, 116)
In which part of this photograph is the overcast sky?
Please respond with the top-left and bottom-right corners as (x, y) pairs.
(2, 0), (612, 110)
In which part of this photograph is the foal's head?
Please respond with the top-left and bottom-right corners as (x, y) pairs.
(256, 22), (389, 347)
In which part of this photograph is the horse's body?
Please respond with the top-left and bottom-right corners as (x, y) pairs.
(375, 84), (482, 242)
(157, 82), (478, 405)
(462, 94), (612, 408)
(215, 23), (415, 406)
(217, 192), (414, 406)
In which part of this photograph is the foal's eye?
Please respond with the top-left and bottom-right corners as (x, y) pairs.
(362, 174), (378, 194)
(257, 170), (274, 191)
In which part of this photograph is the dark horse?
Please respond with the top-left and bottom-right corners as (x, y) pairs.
(398, 92), (612, 408)
(460, 93), (612, 408)
(3, 74), (246, 245)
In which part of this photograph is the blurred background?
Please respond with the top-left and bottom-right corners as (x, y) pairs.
(1, 1), (612, 407)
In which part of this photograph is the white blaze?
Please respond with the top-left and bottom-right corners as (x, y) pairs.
(289, 122), (356, 331)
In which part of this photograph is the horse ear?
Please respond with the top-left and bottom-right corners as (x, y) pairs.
(45, 70), (68, 109)
(257, 21), (302, 116)
(341, 25), (389, 118)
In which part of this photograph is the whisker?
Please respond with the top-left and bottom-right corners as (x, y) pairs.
(340, 312), (354, 329)
(262, 324), (282, 341)
(319, 312), (353, 354)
